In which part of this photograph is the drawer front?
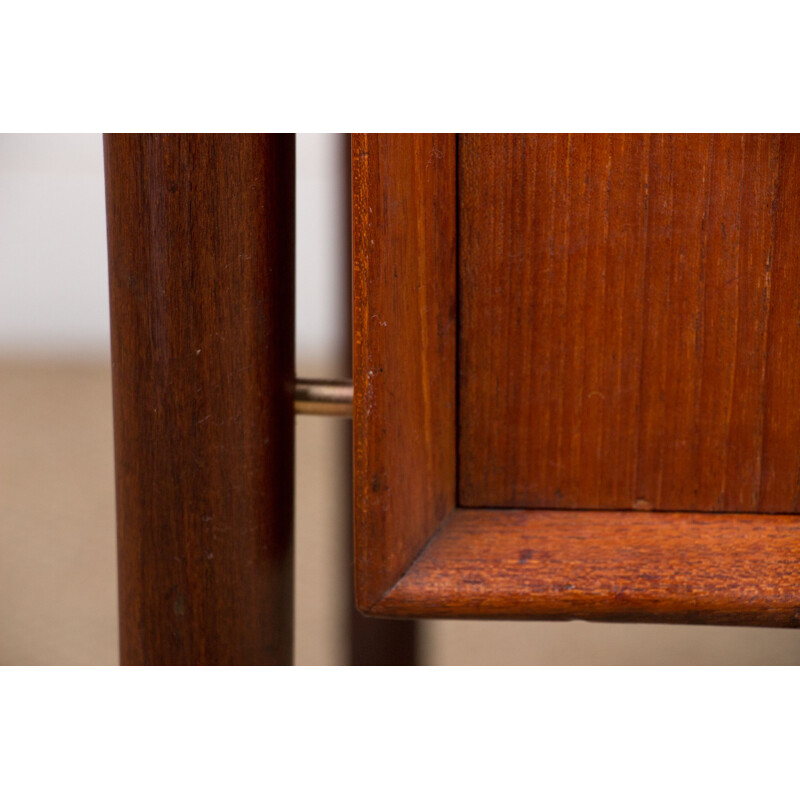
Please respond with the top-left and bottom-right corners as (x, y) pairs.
(353, 133), (800, 626)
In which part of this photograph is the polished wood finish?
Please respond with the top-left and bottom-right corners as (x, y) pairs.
(373, 509), (800, 627)
(352, 133), (457, 610)
(338, 136), (419, 665)
(353, 133), (800, 627)
(105, 134), (294, 664)
(459, 134), (800, 512)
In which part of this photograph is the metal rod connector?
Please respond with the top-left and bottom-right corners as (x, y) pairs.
(294, 378), (353, 417)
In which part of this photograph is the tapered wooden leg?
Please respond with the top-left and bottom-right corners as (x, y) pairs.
(105, 134), (295, 665)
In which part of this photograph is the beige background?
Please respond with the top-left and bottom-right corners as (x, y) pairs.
(1, 134), (798, 665)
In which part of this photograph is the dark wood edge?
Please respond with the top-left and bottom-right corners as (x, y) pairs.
(368, 508), (800, 627)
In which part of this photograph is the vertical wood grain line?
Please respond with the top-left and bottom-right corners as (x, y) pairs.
(759, 134), (800, 511)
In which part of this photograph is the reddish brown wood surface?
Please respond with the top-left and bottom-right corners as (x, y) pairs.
(352, 133), (457, 610)
(459, 134), (800, 513)
(373, 509), (800, 627)
(105, 134), (294, 664)
(337, 138), (419, 661)
(353, 132), (800, 627)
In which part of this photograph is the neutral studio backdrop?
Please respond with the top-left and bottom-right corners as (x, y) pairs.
(1, 133), (798, 665)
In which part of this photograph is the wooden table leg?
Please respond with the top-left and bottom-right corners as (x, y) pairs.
(104, 134), (295, 665)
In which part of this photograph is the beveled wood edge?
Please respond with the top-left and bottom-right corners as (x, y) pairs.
(367, 508), (800, 627)
(352, 133), (458, 610)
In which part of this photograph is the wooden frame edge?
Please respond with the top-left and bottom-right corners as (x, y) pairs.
(352, 133), (458, 610)
(371, 508), (800, 627)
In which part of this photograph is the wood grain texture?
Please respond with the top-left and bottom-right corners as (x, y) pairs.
(459, 134), (800, 512)
(372, 509), (800, 627)
(352, 133), (457, 609)
(354, 131), (800, 626)
(105, 134), (294, 664)
(336, 135), (419, 662)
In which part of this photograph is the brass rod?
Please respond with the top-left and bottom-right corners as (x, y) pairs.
(294, 378), (353, 417)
